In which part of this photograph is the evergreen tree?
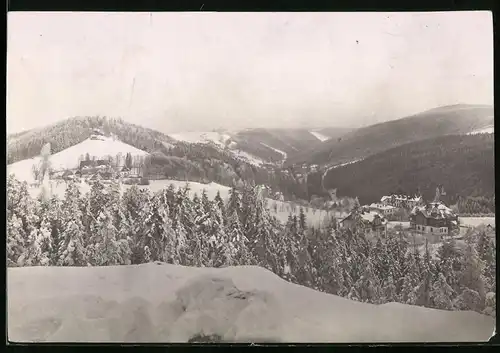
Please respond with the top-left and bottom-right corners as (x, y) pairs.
(7, 214), (26, 266)
(93, 208), (127, 265)
(475, 231), (496, 292)
(435, 239), (463, 293)
(58, 180), (88, 266)
(383, 275), (397, 303)
(214, 190), (226, 225)
(430, 272), (455, 310)
(459, 242), (487, 307)
(415, 240), (434, 307)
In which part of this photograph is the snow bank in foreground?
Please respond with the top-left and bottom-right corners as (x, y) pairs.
(8, 264), (494, 343)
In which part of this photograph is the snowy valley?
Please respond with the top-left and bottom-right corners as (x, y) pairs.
(6, 10), (496, 344)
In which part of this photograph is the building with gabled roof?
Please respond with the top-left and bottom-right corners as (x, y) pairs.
(409, 201), (459, 235)
(339, 208), (388, 235)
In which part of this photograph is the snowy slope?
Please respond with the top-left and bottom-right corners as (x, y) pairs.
(7, 264), (494, 343)
(8, 137), (149, 183)
(260, 143), (287, 159)
(169, 131), (267, 166)
(467, 124), (494, 135)
(310, 131), (331, 142)
(169, 131), (232, 148)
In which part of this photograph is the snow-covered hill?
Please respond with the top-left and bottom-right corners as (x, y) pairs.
(7, 263), (494, 343)
(7, 136), (149, 183)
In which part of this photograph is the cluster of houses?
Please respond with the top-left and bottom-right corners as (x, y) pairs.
(338, 186), (461, 238)
(53, 161), (139, 182)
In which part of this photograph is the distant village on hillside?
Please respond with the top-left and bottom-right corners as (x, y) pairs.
(337, 186), (473, 242)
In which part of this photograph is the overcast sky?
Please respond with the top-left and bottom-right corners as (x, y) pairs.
(7, 11), (493, 134)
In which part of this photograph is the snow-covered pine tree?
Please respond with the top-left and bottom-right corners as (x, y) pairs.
(7, 176), (27, 265)
(139, 190), (173, 263)
(252, 198), (281, 273)
(122, 185), (151, 264)
(475, 230), (496, 293)
(88, 176), (109, 236)
(457, 242), (487, 311)
(116, 200), (133, 265)
(92, 207), (125, 266)
(350, 256), (383, 304)
(430, 272), (455, 310)
(293, 215), (314, 287)
(399, 248), (421, 305)
(214, 190), (226, 226)
(415, 239), (434, 307)
(284, 214), (299, 283)
(383, 275), (398, 303)
(216, 205), (240, 267)
(190, 192), (210, 267)
(173, 187), (196, 265)
(372, 237), (390, 283)
(47, 195), (64, 265)
(7, 214), (26, 266)
(435, 239), (463, 294)
(240, 186), (259, 246)
(58, 180), (88, 266)
(386, 230), (410, 293)
(31, 197), (54, 265)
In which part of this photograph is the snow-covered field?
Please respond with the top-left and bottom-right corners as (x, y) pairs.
(7, 263), (494, 343)
(460, 217), (495, 227)
(22, 179), (335, 227)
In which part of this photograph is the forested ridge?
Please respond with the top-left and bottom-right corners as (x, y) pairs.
(288, 104), (494, 167)
(321, 134), (495, 211)
(7, 175), (496, 317)
(7, 116), (178, 164)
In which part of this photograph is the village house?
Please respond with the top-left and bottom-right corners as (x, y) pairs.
(339, 208), (388, 236)
(409, 201), (459, 235)
(367, 203), (397, 217)
(79, 159), (111, 173)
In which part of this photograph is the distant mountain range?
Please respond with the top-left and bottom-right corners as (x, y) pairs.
(167, 127), (353, 164)
(286, 104), (494, 168)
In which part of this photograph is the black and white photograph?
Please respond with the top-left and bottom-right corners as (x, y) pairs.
(6, 11), (495, 343)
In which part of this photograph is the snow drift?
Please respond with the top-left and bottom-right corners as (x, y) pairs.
(8, 263), (494, 343)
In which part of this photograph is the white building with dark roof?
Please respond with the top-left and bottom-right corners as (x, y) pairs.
(409, 201), (459, 235)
